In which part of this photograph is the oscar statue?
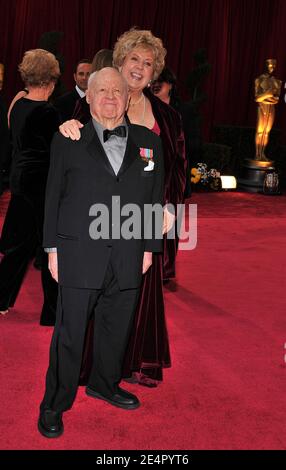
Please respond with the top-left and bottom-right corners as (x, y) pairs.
(255, 59), (281, 162)
(239, 59), (281, 192)
(0, 63), (4, 91)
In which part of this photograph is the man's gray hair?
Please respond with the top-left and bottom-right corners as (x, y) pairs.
(87, 71), (98, 89)
(87, 67), (128, 94)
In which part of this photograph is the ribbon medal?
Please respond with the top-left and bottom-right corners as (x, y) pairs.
(140, 147), (154, 163)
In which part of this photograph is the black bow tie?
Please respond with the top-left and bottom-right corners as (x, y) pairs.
(103, 126), (127, 143)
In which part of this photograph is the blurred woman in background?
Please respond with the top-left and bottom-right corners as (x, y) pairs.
(0, 49), (60, 319)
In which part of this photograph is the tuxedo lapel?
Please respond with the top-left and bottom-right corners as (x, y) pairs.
(117, 131), (139, 177)
(85, 121), (115, 177)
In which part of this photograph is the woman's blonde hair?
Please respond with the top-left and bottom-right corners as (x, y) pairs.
(18, 49), (60, 87)
(113, 28), (166, 80)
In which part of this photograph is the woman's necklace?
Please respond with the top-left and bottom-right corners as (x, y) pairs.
(129, 93), (144, 106)
(128, 94), (146, 126)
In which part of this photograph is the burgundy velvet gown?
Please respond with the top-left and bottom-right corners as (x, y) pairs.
(71, 90), (186, 385)
(122, 91), (186, 384)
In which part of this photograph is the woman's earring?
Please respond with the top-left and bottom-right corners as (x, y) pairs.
(147, 80), (152, 88)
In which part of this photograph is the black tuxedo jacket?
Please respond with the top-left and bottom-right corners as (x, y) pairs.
(43, 120), (164, 289)
(54, 88), (81, 122)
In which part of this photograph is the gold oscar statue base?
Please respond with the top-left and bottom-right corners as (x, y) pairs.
(238, 159), (274, 193)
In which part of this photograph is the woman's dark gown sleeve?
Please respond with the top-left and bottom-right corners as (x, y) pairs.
(72, 96), (91, 123)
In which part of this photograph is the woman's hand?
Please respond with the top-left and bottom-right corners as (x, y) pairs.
(142, 251), (153, 274)
(162, 207), (176, 234)
(59, 119), (83, 140)
(48, 252), (58, 282)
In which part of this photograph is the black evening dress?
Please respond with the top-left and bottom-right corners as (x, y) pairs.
(0, 97), (60, 322)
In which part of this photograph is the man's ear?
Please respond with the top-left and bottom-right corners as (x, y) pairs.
(86, 89), (91, 104)
(73, 73), (76, 83)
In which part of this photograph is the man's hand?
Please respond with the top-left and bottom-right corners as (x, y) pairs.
(142, 251), (153, 274)
(48, 252), (58, 282)
(162, 207), (176, 234)
(59, 119), (83, 140)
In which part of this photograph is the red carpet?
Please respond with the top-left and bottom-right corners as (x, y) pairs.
(1, 190), (286, 450)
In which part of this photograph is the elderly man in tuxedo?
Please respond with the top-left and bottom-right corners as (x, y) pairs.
(38, 68), (164, 438)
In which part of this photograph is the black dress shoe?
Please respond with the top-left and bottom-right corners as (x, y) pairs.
(38, 409), (64, 438)
(86, 386), (140, 410)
